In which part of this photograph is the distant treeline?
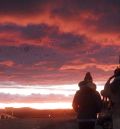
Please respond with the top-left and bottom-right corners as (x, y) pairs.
(5, 107), (75, 118)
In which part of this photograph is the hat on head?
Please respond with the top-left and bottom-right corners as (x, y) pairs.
(84, 72), (93, 82)
(114, 67), (120, 77)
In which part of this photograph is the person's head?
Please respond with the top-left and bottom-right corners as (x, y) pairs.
(114, 68), (120, 77)
(84, 72), (93, 82)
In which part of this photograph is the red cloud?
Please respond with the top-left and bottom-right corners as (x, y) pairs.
(0, 0), (119, 47)
(0, 60), (15, 67)
(0, 93), (73, 103)
(0, 0), (119, 86)
(60, 62), (117, 72)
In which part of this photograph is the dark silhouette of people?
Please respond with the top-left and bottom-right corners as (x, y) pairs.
(101, 68), (120, 129)
(78, 72), (96, 90)
(72, 72), (102, 129)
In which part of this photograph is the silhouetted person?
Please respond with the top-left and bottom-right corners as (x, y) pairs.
(78, 72), (96, 90)
(72, 72), (102, 129)
(101, 68), (120, 129)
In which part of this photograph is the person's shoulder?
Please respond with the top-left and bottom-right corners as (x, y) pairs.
(95, 90), (100, 95)
(93, 82), (96, 86)
(94, 90), (101, 98)
(78, 81), (86, 86)
(113, 76), (120, 82)
(74, 90), (80, 98)
(76, 90), (80, 94)
(111, 77), (120, 86)
(90, 89), (99, 95)
(88, 82), (96, 90)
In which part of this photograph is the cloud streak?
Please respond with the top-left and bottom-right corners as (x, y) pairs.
(0, 93), (72, 103)
(0, 0), (119, 88)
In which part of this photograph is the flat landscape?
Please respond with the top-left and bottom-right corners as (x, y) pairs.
(0, 108), (103, 129)
(0, 118), (102, 129)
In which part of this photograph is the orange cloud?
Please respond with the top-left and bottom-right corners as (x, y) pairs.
(60, 63), (117, 72)
(0, 60), (15, 67)
(0, 0), (119, 86)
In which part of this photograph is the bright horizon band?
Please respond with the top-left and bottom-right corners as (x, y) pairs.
(0, 84), (104, 109)
(0, 102), (72, 109)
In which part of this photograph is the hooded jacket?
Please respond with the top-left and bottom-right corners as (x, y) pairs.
(72, 86), (102, 119)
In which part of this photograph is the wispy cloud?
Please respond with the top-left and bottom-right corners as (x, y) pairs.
(0, 0), (119, 91)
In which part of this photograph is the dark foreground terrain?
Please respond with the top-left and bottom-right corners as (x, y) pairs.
(0, 118), (102, 129)
(0, 108), (102, 129)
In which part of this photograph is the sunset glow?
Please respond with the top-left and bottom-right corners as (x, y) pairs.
(0, 84), (104, 109)
(0, 0), (119, 109)
(0, 102), (72, 109)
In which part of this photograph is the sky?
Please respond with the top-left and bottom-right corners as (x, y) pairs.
(0, 0), (120, 109)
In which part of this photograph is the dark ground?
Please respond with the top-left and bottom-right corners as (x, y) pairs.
(0, 118), (102, 129)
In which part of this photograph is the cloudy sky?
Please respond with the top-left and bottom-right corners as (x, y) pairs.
(0, 0), (120, 109)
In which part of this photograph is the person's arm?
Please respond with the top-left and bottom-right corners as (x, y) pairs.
(95, 91), (102, 113)
(72, 91), (79, 112)
(103, 75), (115, 97)
(105, 75), (115, 87)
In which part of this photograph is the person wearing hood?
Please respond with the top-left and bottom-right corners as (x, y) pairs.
(72, 72), (102, 129)
(101, 68), (120, 129)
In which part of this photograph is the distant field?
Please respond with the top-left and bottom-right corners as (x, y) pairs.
(0, 118), (102, 129)
(0, 118), (77, 129)
(0, 108), (103, 129)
